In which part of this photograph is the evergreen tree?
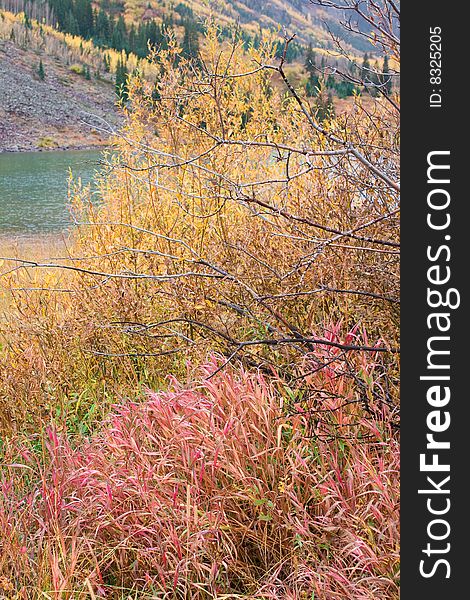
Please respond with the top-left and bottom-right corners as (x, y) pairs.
(65, 10), (79, 36)
(306, 75), (320, 97)
(147, 20), (161, 49)
(304, 43), (320, 97)
(37, 59), (45, 81)
(49, 0), (74, 31)
(326, 74), (336, 89)
(370, 59), (381, 96)
(181, 19), (200, 61)
(133, 23), (152, 58)
(304, 43), (316, 78)
(129, 24), (137, 54)
(158, 21), (170, 51)
(361, 53), (371, 84)
(94, 9), (111, 45)
(335, 80), (355, 99)
(112, 15), (128, 52)
(115, 57), (129, 101)
(276, 40), (302, 63)
(75, 0), (94, 38)
(382, 54), (392, 94)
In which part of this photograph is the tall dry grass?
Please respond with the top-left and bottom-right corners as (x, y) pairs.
(1, 353), (399, 598)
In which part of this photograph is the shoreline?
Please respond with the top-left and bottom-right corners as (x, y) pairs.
(0, 140), (111, 154)
(0, 231), (69, 260)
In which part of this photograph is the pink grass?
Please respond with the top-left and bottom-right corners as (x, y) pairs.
(1, 346), (399, 599)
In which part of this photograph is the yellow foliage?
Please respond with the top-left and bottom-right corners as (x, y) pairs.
(0, 29), (400, 431)
(0, 8), (158, 79)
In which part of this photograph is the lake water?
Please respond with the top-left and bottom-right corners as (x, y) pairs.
(0, 149), (103, 235)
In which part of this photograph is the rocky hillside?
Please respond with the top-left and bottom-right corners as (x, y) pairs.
(0, 39), (120, 152)
(0, 0), (375, 153)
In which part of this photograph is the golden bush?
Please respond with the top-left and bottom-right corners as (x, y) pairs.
(0, 28), (399, 431)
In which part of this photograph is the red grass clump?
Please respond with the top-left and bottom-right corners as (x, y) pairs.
(1, 355), (399, 599)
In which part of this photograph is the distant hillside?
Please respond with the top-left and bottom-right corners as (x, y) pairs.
(115, 0), (372, 51)
(0, 9), (157, 152)
(0, 0), (379, 152)
(0, 41), (117, 152)
(1, 0), (373, 58)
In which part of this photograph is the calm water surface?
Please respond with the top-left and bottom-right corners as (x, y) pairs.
(0, 149), (103, 234)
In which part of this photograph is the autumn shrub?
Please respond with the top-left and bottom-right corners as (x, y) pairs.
(0, 350), (399, 599)
(0, 27), (399, 430)
(69, 29), (399, 349)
